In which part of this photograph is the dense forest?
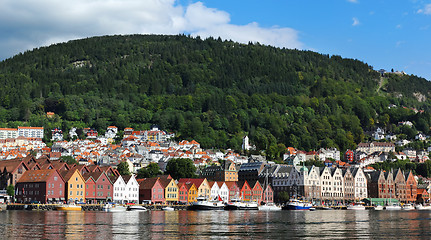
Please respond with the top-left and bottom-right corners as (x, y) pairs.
(1, 34), (431, 158)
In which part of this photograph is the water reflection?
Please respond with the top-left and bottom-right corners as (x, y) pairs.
(1, 210), (431, 239)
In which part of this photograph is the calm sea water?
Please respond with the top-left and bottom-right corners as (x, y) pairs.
(0, 209), (430, 239)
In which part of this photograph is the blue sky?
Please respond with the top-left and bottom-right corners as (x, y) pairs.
(1, 0), (431, 79)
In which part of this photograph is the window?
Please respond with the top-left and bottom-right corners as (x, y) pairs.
(54, 176), (57, 181)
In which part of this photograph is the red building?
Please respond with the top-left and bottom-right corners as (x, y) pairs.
(178, 182), (189, 204)
(249, 180), (263, 203)
(16, 169), (65, 203)
(225, 181), (240, 202)
(237, 181), (252, 201)
(344, 149), (354, 162)
(83, 174), (97, 203)
(262, 184), (275, 204)
(137, 177), (165, 204)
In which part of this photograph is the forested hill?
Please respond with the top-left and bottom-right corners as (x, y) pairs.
(0, 34), (431, 158)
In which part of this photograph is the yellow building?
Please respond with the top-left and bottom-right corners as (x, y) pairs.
(179, 178), (210, 199)
(187, 183), (198, 203)
(159, 176), (179, 203)
(60, 169), (86, 203)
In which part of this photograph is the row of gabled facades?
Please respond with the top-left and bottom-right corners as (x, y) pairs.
(0, 156), (139, 204)
(218, 161), (428, 204)
(0, 155), (275, 204)
(138, 176), (274, 205)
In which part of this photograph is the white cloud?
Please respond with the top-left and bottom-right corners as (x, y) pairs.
(0, 0), (303, 60)
(352, 17), (360, 26)
(418, 4), (431, 15)
(347, 0), (358, 3)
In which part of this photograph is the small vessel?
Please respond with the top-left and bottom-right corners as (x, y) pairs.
(225, 198), (259, 210)
(258, 202), (281, 211)
(373, 205), (384, 211)
(282, 199), (312, 210)
(347, 202), (366, 210)
(103, 204), (127, 212)
(162, 206), (175, 211)
(128, 205), (148, 211)
(188, 196), (224, 210)
(56, 203), (82, 211)
(402, 203), (415, 210)
(415, 204), (431, 210)
(385, 203), (402, 210)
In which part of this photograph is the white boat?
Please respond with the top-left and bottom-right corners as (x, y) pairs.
(385, 203), (402, 210)
(103, 204), (127, 212)
(188, 196), (224, 210)
(56, 203), (82, 211)
(415, 204), (431, 210)
(402, 204), (415, 210)
(128, 205), (148, 211)
(258, 202), (281, 211)
(225, 198), (259, 210)
(347, 202), (366, 210)
(373, 205), (384, 211)
(162, 206), (175, 211)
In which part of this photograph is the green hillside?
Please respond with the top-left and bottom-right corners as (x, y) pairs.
(0, 34), (430, 158)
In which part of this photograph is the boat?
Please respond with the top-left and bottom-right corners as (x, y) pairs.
(373, 205), (384, 210)
(282, 199), (312, 210)
(225, 198), (259, 210)
(127, 205), (148, 211)
(258, 168), (281, 211)
(385, 203), (402, 210)
(258, 202), (281, 211)
(402, 203), (415, 210)
(347, 202), (366, 210)
(162, 206), (175, 211)
(188, 196), (224, 210)
(103, 204), (127, 212)
(56, 203), (82, 211)
(415, 204), (431, 210)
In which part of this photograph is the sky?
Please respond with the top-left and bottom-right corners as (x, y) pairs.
(1, 0), (431, 80)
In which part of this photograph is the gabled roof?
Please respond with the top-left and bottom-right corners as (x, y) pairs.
(137, 178), (161, 190)
(18, 169), (63, 183)
(0, 158), (29, 173)
(59, 169), (84, 182)
(178, 178), (206, 188)
(224, 181), (238, 189)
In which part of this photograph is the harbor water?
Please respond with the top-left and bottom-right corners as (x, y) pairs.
(0, 210), (430, 239)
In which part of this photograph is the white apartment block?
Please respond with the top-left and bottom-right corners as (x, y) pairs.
(0, 128), (18, 139)
(18, 126), (44, 138)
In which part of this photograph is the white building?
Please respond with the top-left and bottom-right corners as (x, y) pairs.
(351, 168), (368, 200)
(110, 175), (127, 204)
(0, 128), (18, 139)
(18, 126), (44, 138)
(123, 175), (139, 203)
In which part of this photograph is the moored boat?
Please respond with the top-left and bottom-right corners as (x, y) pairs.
(402, 203), (415, 210)
(225, 198), (259, 210)
(385, 203), (402, 210)
(415, 204), (431, 210)
(162, 206), (175, 211)
(127, 205), (147, 211)
(258, 202), (281, 211)
(103, 204), (127, 212)
(188, 196), (224, 210)
(347, 202), (366, 210)
(373, 205), (384, 210)
(282, 199), (312, 210)
(56, 203), (82, 211)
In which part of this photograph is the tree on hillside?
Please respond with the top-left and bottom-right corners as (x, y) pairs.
(117, 161), (131, 176)
(165, 158), (197, 180)
(137, 162), (162, 178)
(60, 156), (78, 165)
